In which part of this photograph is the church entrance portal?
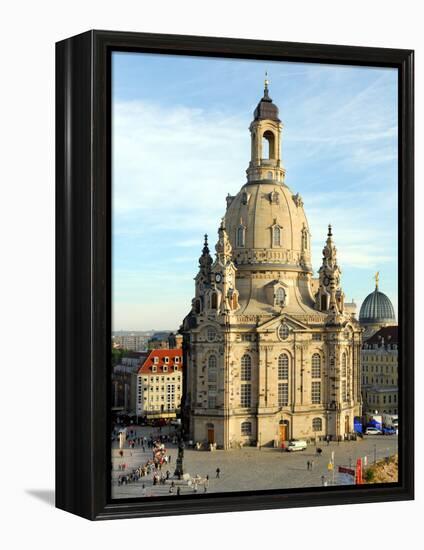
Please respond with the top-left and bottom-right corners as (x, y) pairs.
(279, 420), (289, 443)
(207, 423), (215, 444)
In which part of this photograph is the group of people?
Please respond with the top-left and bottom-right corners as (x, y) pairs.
(117, 438), (173, 486)
(114, 427), (222, 496)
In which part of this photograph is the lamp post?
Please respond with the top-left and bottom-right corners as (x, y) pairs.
(174, 437), (185, 479)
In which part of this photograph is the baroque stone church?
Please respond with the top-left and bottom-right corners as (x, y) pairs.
(180, 80), (362, 449)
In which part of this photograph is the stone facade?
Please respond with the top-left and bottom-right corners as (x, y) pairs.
(181, 82), (362, 449)
(134, 349), (183, 417)
(361, 326), (398, 416)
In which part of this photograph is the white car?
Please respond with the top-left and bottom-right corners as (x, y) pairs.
(287, 439), (307, 451)
(365, 427), (382, 435)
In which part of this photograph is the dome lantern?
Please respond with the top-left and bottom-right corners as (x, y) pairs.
(247, 77), (285, 184)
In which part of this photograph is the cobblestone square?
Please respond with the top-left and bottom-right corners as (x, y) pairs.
(111, 425), (398, 499)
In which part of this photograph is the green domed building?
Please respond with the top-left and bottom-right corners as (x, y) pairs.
(359, 273), (396, 338)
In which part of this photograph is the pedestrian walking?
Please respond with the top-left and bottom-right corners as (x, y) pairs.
(307, 460), (311, 470)
(216, 468), (220, 478)
(177, 487), (181, 496)
(310, 460), (314, 470)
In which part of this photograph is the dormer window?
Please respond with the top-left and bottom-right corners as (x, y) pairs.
(163, 365), (168, 373)
(174, 365), (178, 372)
(275, 287), (286, 307)
(175, 356), (179, 363)
(302, 225), (309, 250)
(272, 225), (281, 247)
(237, 225), (245, 247)
(164, 356), (169, 364)
(152, 365), (157, 373)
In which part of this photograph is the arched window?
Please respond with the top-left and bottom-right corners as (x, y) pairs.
(342, 352), (347, 377)
(273, 225), (281, 247)
(267, 171), (273, 179)
(262, 130), (276, 159)
(241, 421), (252, 436)
(208, 355), (217, 383)
(211, 292), (218, 309)
(278, 323), (290, 340)
(311, 354), (321, 378)
(195, 299), (201, 314)
(237, 226), (245, 247)
(312, 418), (322, 431)
(276, 287), (285, 306)
(302, 228), (308, 250)
(278, 354), (289, 380)
(241, 354), (252, 381)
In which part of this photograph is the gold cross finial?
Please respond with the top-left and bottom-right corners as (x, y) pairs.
(264, 71), (269, 90)
(374, 271), (379, 288)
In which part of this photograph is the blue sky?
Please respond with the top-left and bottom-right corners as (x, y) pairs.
(112, 52), (398, 331)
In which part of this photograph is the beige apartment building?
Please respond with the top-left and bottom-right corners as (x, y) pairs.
(133, 349), (183, 418)
(181, 81), (362, 449)
(361, 326), (398, 416)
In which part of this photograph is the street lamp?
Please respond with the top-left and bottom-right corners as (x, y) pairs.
(174, 437), (185, 479)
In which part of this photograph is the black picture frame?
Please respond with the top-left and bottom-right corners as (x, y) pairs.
(56, 30), (414, 521)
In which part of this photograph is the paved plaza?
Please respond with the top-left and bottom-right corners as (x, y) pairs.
(111, 425), (398, 499)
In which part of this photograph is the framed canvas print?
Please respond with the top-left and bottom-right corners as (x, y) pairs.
(56, 30), (414, 520)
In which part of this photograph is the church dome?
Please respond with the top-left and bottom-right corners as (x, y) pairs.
(359, 287), (396, 324)
(224, 181), (312, 272)
(224, 82), (311, 274)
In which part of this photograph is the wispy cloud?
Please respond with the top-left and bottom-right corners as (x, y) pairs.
(112, 55), (398, 330)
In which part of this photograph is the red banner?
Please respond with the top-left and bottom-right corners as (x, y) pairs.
(356, 458), (363, 484)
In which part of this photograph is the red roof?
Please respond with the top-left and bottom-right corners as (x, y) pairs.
(138, 348), (183, 375)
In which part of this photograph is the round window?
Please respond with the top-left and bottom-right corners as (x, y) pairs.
(278, 323), (290, 340)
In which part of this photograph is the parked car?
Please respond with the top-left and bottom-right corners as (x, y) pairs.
(382, 427), (397, 435)
(365, 427), (382, 435)
(287, 439), (307, 451)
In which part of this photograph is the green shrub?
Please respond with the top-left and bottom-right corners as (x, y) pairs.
(364, 468), (375, 482)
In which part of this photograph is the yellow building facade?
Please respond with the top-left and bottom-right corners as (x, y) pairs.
(361, 326), (398, 416)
